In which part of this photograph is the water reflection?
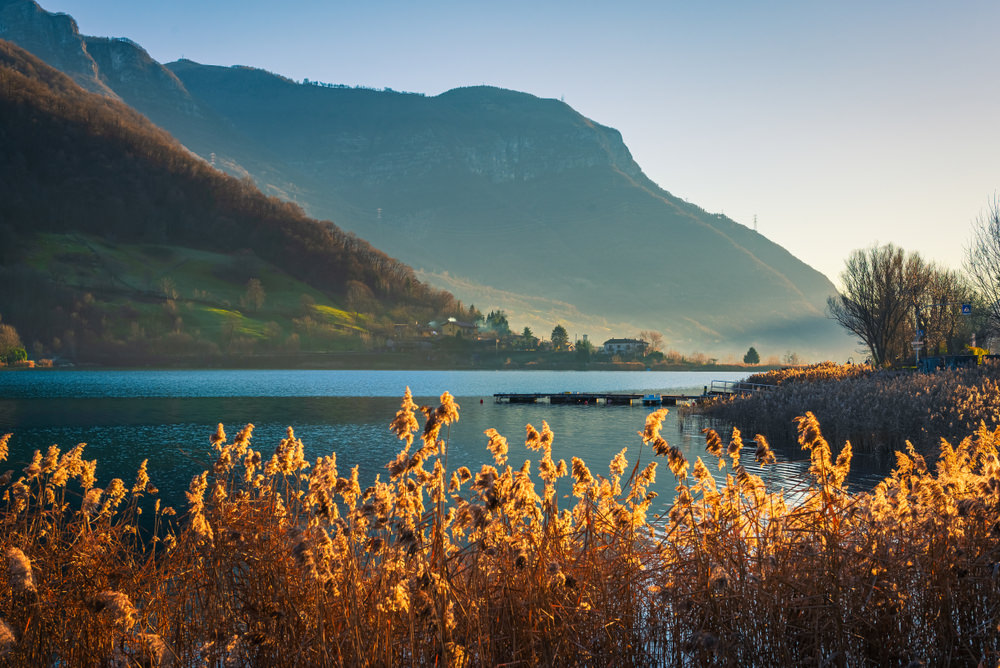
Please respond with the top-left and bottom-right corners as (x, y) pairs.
(0, 369), (749, 399)
(0, 394), (887, 517)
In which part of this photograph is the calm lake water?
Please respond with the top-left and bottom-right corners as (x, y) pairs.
(0, 369), (881, 512)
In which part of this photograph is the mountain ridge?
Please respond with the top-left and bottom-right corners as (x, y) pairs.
(166, 61), (843, 353)
(0, 0), (854, 358)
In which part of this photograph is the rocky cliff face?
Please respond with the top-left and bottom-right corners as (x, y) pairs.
(0, 0), (111, 95)
(0, 1), (210, 121)
(452, 124), (635, 184)
(430, 88), (644, 185)
(83, 37), (196, 112)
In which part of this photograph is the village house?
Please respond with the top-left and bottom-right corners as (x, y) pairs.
(439, 317), (479, 338)
(602, 338), (648, 356)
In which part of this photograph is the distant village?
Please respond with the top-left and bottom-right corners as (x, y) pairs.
(386, 310), (656, 361)
(371, 310), (774, 370)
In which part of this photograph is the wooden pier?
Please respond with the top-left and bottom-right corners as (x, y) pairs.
(493, 380), (774, 407)
(493, 392), (705, 406)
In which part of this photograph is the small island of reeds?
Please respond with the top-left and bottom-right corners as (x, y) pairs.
(1, 378), (998, 665)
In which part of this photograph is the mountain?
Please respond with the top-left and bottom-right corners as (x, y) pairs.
(0, 0), (855, 359)
(0, 38), (466, 363)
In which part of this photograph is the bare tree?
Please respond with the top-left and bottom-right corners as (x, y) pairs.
(637, 330), (664, 354)
(965, 196), (1000, 332)
(918, 268), (974, 356)
(827, 244), (934, 366)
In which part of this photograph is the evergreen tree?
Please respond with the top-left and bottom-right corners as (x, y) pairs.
(485, 310), (511, 335)
(550, 324), (569, 351)
(743, 346), (760, 365)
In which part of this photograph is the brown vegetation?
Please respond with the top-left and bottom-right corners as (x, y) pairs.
(1, 391), (999, 665)
(693, 361), (1000, 456)
(740, 360), (878, 387)
(0, 39), (467, 360)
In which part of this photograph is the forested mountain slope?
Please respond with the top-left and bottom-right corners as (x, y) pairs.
(0, 0), (854, 358)
(0, 39), (464, 362)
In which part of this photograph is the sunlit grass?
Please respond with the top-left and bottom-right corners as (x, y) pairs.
(199, 306), (270, 338)
(18, 232), (374, 356)
(310, 304), (367, 331)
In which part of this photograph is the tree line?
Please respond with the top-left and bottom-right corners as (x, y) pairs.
(828, 197), (1000, 366)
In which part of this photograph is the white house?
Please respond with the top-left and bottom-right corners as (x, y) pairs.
(602, 338), (648, 356)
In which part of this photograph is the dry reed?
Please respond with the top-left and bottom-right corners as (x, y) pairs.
(692, 360), (1000, 456)
(0, 389), (998, 665)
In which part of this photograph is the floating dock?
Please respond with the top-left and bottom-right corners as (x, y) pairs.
(493, 392), (704, 406)
(493, 380), (775, 407)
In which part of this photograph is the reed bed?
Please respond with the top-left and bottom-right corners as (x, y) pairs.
(741, 360), (879, 387)
(693, 361), (1000, 456)
(1, 391), (999, 666)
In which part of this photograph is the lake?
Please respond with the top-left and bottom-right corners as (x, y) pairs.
(0, 369), (880, 513)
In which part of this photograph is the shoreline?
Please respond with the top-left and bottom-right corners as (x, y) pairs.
(1, 360), (773, 373)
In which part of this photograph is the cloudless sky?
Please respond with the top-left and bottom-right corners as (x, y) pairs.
(37, 0), (1000, 285)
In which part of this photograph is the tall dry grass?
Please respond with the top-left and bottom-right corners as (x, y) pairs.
(741, 360), (879, 387)
(1, 390), (999, 665)
(693, 361), (1000, 456)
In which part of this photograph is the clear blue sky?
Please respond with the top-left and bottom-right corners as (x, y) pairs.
(38, 0), (1000, 285)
